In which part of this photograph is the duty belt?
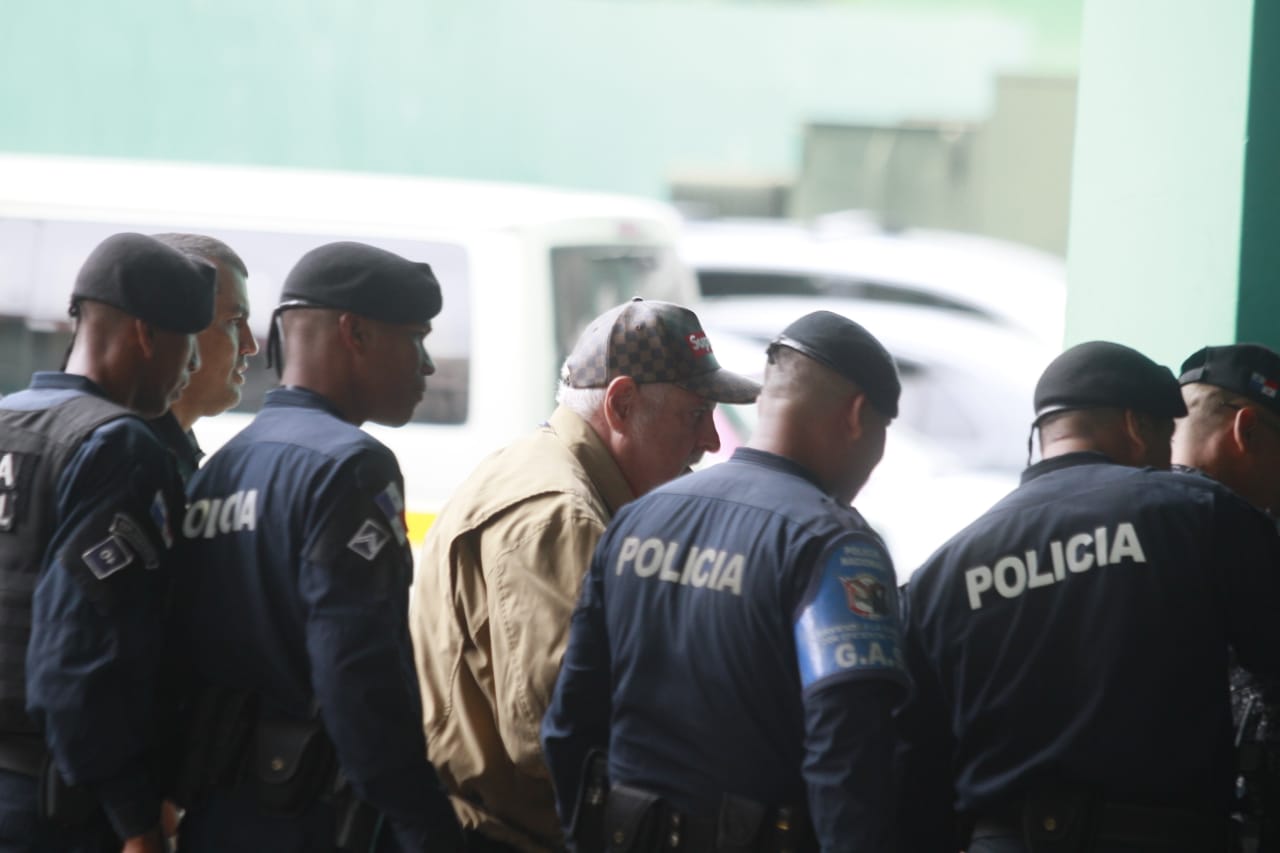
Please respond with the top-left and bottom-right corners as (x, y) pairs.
(970, 797), (1226, 853)
(601, 783), (815, 853)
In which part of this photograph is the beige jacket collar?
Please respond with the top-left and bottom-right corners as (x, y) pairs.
(546, 405), (633, 516)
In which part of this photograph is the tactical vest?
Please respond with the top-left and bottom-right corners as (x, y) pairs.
(0, 393), (134, 732)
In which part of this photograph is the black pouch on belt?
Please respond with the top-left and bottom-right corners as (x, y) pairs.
(250, 717), (336, 817)
(717, 793), (766, 853)
(603, 784), (663, 853)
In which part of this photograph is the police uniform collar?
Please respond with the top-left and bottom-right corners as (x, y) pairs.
(149, 411), (203, 469)
(30, 371), (112, 400)
(731, 447), (827, 492)
(262, 385), (350, 420)
(1020, 450), (1116, 485)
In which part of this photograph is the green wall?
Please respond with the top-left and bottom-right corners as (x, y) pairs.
(1, 0), (1070, 198)
(1066, 0), (1279, 364)
(1236, 0), (1280, 346)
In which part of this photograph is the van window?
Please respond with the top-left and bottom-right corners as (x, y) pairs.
(0, 319), (72, 394)
(0, 218), (471, 423)
(551, 245), (692, 368)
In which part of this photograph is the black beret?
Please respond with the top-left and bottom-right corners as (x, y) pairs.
(769, 310), (901, 418)
(72, 233), (216, 334)
(279, 241), (442, 325)
(1179, 343), (1280, 417)
(1034, 340), (1186, 423)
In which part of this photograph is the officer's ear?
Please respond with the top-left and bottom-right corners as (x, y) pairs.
(845, 392), (870, 442)
(134, 319), (158, 359)
(1232, 405), (1262, 454)
(1121, 409), (1173, 469)
(337, 312), (366, 353)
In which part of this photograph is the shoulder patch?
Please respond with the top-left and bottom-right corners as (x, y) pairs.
(794, 536), (905, 690)
(372, 482), (408, 546)
(110, 512), (160, 569)
(347, 518), (390, 561)
(81, 535), (135, 580)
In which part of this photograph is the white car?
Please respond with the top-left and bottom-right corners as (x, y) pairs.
(682, 214), (1067, 349)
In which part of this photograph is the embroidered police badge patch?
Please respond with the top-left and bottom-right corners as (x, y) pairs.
(347, 518), (390, 561)
(81, 535), (135, 580)
(794, 535), (905, 690)
(840, 574), (890, 619)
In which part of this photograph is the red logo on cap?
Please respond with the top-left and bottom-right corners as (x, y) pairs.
(687, 332), (713, 357)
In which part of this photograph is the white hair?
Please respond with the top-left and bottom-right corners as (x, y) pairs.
(555, 380), (677, 425)
(556, 382), (608, 421)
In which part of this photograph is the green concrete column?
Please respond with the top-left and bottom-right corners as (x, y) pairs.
(1065, 0), (1280, 367)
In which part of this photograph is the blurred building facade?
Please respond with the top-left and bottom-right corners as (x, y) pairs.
(0, 0), (1078, 207)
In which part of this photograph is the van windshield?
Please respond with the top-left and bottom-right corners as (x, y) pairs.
(550, 245), (694, 368)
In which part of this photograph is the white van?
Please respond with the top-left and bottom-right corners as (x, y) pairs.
(0, 154), (696, 542)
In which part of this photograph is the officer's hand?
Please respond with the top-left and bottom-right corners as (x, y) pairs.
(119, 828), (165, 853)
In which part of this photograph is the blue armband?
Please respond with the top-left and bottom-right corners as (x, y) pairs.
(794, 535), (905, 690)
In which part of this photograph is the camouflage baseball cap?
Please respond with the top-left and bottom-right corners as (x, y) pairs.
(561, 298), (760, 404)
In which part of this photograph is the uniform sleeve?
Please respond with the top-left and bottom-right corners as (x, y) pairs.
(893, 581), (961, 853)
(541, 544), (611, 843)
(790, 532), (907, 851)
(297, 452), (462, 852)
(27, 420), (180, 840)
(1215, 497), (1280, 680)
(804, 680), (900, 851)
(481, 497), (606, 775)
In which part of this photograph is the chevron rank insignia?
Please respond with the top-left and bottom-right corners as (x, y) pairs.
(346, 518), (390, 561)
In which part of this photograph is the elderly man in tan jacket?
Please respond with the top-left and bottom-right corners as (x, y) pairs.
(410, 299), (760, 852)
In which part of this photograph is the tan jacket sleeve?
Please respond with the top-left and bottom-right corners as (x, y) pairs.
(479, 497), (606, 777)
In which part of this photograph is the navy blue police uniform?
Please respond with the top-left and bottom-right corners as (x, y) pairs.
(0, 233), (214, 851)
(176, 388), (452, 851)
(173, 242), (460, 853)
(544, 312), (910, 852)
(0, 375), (187, 851)
(148, 411), (203, 484)
(1176, 343), (1280, 849)
(895, 342), (1280, 853)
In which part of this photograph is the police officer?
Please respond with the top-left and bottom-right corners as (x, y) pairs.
(0, 233), (213, 852)
(896, 341), (1280, 853)
(171, 242), (464, 852)
(147, 233), (258, 483)
(1171, 343), (1280, 850)
(1173, 343), (1280, 517)
(542, 311), (909, 852)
